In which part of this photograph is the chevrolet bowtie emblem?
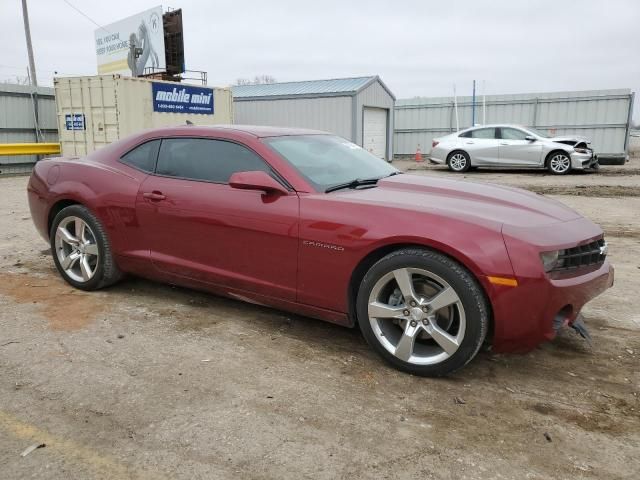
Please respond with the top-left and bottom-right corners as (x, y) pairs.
(599, 242), (608, 256)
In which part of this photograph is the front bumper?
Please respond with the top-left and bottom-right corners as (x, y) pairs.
(570, 151), (599, 170)
(490, 260), (613, 352)
(491, 217), (613, 352)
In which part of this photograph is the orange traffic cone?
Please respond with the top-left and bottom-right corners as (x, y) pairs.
(415, 145), (423, 162)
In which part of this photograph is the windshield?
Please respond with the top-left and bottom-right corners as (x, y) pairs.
(265, 135), (397, 192)
(525, 127), (552, 138)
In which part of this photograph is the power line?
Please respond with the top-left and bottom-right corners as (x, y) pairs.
(60, 0), (110, 33)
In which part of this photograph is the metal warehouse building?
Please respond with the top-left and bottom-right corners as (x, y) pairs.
(232, 76), (395, 160)
(394, 89), (635, 161)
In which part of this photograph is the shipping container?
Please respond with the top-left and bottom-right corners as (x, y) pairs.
(54, 75), (233, 156)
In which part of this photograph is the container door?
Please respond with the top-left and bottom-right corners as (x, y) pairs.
(135, 137), (299, 301)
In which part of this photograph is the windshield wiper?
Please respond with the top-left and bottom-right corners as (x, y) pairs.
(324, 171), (402, 193)
(325, 177), (381, 193)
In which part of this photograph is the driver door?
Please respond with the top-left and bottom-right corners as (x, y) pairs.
(498, 127), (543, 166)
(135, 137), (299, 301)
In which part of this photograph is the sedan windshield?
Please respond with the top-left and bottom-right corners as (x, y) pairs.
(265, 135), (397, 192)
(525, 127), (552, 138)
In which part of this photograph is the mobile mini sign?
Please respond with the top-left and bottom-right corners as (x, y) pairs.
(152, 83), (214, 114)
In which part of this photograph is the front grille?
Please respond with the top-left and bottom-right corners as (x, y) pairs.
(554, 238), (606, 271)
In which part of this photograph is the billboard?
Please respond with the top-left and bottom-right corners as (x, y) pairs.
(95, 6), (165, 76)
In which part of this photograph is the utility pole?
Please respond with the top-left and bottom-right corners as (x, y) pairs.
(21, 0), (38, 86)
(21, 0), (41, 148)
(471, 80), (476, 127)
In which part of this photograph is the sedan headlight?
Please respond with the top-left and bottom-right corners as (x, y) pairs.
(574, 147), (590, 154)
(540, 250), (564, 272)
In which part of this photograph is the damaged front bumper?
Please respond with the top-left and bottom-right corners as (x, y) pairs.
(570, 151), (599, 170)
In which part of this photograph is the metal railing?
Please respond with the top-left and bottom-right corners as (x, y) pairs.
(0, 143), (61, 156)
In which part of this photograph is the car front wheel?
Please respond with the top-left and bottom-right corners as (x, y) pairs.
(356, 248), (489, 376)
(547, 152), (572, 175)
(50, 205), (122, 291)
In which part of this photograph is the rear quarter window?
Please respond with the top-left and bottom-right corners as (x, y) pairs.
(120, 140), (160, 173)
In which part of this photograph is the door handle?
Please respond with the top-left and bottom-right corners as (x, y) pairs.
(500, 142), (509, 145)
(143, 191), (166, 201)
(465, 141), (475, 144)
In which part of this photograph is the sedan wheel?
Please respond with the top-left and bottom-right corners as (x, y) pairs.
(357, 248), (488, 376)
(447, 152), (470, 172)
(50, 205), (122, 290)
(548, 153), (571, 175)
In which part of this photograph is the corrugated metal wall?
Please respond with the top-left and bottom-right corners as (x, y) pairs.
(234, 96), (353, 141)
(356, 81), (395, 160)
(0, 83), (58, 174)
(394, 89), (634, 157)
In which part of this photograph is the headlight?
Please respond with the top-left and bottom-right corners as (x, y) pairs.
(540, 250), (563, 272)
(574, 147), (589, 154)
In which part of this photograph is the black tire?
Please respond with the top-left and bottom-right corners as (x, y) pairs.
(447, 151), (471, 173)
(546, 151), (572, 175)
(50, 205), (123, 291)
(356, 248), (489, 376)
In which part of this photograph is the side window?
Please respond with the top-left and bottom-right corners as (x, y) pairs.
(120, 140), (160, 173)
(501, 128), (529, 140)
(459, 131), (472, 138)
(156, 138), (271, 183)
(471, 128), (497, 139)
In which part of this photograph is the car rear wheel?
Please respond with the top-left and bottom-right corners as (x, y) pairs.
(447, 151), (471, 173)
(356, 248), (489, 376)
(50, 205), (122, 291)
(547, 152), (572, 175)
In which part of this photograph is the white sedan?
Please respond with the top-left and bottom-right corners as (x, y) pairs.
(430, 125), (598, 174)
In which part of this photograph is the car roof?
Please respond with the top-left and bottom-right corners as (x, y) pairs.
(142, 124), (329, 138)
(462, 124), (529, 130)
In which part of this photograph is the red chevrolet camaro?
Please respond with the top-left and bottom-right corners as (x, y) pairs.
(27, 125), (614, 376)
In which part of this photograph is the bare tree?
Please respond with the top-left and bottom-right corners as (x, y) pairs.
(235, 75), (277, 86)
(1, 75), (31, 85)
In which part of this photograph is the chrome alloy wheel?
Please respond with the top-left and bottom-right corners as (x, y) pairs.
(549, 153), (571, 174)
(54, 216), (100, 283)
(449, 153), (468, 171)
(367, 268), (466, 365)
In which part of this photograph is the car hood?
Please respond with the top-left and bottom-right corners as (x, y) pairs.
(550, 135), (591, 145)
(333, 174), (581, 229)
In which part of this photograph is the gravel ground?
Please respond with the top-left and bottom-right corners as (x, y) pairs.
(1, 160), (639, 479)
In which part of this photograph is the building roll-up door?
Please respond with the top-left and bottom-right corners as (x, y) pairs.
(363, 107), (388, 159)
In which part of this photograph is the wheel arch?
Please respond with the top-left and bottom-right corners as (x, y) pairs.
(47, 199), (83, 239)
(544, 149), (570, 167)
(347, 241), (494, 339)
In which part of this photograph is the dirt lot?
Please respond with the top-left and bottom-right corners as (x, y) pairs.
(1, 160), (639, 479)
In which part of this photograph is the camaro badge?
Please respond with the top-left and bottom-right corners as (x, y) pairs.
(302, 240), (344, 251)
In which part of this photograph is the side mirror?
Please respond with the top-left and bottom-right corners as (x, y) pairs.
(525, 135), (536, 142)
(229, 171), (288, 195)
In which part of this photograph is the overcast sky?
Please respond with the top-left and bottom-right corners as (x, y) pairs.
(2, 0), (638, 120)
